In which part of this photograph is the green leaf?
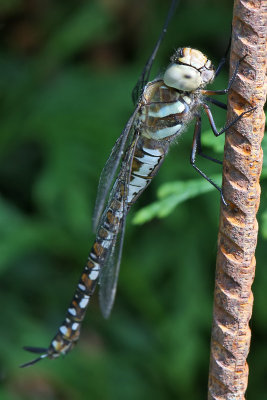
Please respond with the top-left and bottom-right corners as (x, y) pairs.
(132, 174), (221, 225)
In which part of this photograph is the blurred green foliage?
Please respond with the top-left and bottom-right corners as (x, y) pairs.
(0, 0), (266, 399)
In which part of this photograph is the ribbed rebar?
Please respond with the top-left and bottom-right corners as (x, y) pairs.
(208, 1), (267, 399)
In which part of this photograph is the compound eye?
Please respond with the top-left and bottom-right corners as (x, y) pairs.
(163, 64), (202, 91)
(184, 73), (193, 79)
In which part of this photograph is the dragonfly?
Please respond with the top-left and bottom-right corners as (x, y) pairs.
(21, 0), (252, 367)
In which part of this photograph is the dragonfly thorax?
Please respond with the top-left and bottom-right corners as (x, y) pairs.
(138, 80), (196, 141)
(163, 47), (215, 92)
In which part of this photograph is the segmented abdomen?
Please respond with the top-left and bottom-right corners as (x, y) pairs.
(127, 137), (167, 204)
(46, 195), (123, 358)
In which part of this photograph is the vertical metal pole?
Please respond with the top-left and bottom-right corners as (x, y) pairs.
(208, 1), (267, 399)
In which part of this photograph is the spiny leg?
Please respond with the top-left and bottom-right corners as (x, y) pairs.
(193, 114), (222, 165)
(201, 54), (246, 97)
(214, 35), (232, 78)
(194, 104), (256, 206)
(202, 103), (256, 137)
(204, 97), (227, 110)
(190, 115), (227, 205)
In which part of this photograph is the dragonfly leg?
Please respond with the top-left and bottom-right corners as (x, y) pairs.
(203, 103), (256, 137)
(193, 114), (222, 165)
(201, 54), (246, 96)
(190, 115), (227, 205)
(214, 35), (231, 78)
(204, 97), (227, 110)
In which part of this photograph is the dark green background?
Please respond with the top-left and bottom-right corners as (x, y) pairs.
(0, 0), (266, 399)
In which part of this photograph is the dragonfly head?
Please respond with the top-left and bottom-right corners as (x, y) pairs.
(163, 47), (215, 92)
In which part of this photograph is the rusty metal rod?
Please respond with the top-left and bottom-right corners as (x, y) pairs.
(208, 0), (267, 399)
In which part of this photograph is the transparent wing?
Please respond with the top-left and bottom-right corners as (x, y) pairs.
(92, 104), (141, 232)
(99, 133), (139, 319)
(132, 0), (179, 104)
(98, 220), (126, 319)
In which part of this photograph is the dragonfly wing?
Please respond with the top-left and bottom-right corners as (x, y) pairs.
(132, 0), (179, 104)
(99, 218), (126, 319)
(92, 104), (141, 232)
(98, 133), (139, 319)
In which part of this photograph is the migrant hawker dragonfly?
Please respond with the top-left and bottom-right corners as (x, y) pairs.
(21, 0), (251, 367)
